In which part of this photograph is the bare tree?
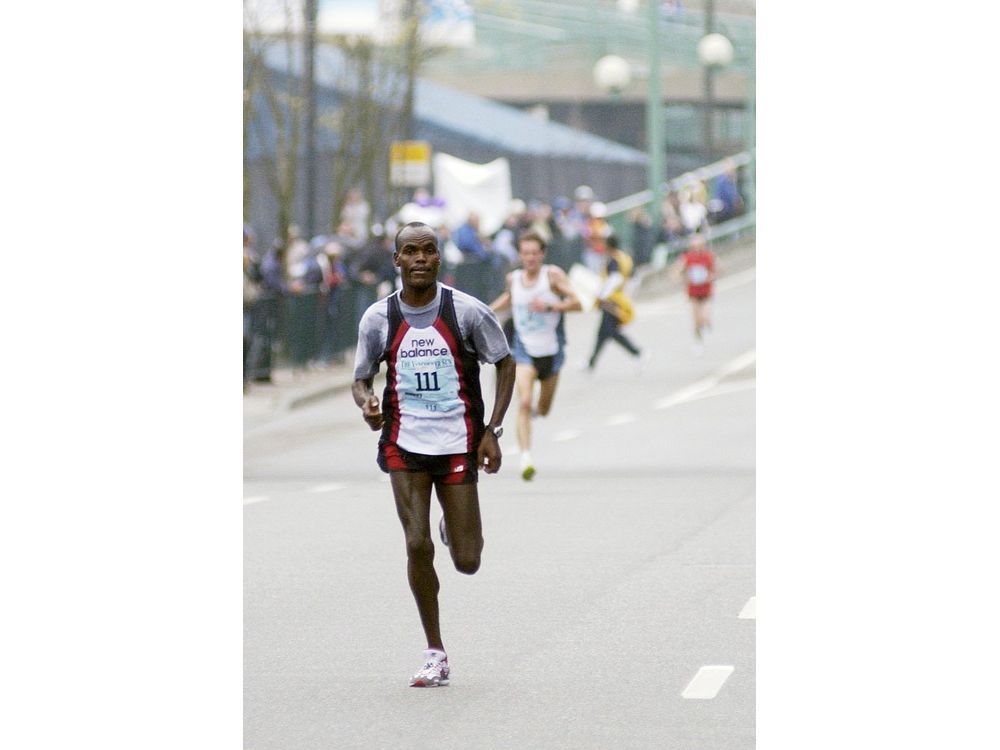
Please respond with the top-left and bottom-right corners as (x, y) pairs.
(244, 0), (444, 234)
(244, 0), (305, 242)
(323, 35), (411, 230)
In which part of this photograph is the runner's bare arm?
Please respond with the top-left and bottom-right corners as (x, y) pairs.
(489, 273), (514, 312)
(477, 354), (515, 473)
(547, 266), (583, 312)
(668, 257), (685, 283)
(352, 377), (383, 431)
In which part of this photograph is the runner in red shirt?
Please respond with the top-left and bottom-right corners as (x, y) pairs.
(670, 232), (719, 356)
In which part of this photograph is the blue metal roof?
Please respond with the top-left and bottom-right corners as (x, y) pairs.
(256, 42), (647, 165)
(413, 77), (647, 164)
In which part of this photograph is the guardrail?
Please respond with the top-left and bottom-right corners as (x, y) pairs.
(605, 150), (753, 216)
(606, 150), (755, 261)
(652, 210), (755, 268)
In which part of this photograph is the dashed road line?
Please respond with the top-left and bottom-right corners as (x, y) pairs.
(307, 482), (347, 493)
(717, 348), (756, 377)
(738, 596), (756, 620)
(605, 413), (637, 426)
(682, 380), (756, 405)
(243, 496), (268, 506)
(552, 429), (582, 442)
(655, 350), (756, 410)
(654, 378), (720, 410)
(682, 665), (735, 699)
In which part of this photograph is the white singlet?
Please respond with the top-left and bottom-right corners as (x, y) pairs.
(511, 265), (562, 357)
(391, 320), (469, 455)
(687, 265), (710, 285)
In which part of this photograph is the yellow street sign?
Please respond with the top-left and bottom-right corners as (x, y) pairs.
(390, 140), (431, 187)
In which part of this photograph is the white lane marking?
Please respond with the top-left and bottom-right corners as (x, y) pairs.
(654, 377), (719, 410)
(681, 380), (756, 405)
(552, 429), (581, 442)
(243, 496), (268, 506)
(307, 482), (346, 493)
(606, 413), (637, 426)
(717, 348), (756, 377)
(682, 665), (735, 699)
(655, 350), (756, 410)
(738, 596), (756, 620)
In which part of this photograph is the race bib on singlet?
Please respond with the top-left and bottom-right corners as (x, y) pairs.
(513, 304), (550, 335)
(687, 264), (710, 285)
(394, 326), (463, 418)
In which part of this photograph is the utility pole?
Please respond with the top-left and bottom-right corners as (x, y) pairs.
(702, 0), (715, 162)
(401, 0), (418, 141)
(646, 0), (665, 228)
(304, 0), (318, 237)
(396, 0), (419, 209)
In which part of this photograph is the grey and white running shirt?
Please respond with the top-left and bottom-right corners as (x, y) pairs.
(353, 283), (510, 382)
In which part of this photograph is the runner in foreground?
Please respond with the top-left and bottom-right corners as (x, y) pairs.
(352, 222), (515, 687)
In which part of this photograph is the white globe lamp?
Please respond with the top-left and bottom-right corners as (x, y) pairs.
(697, 33), (734, 68)
(593, 54), (632, 95)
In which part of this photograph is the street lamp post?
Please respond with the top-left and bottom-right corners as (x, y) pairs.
(593, 53), (633, 244)
(645, 0), (664, 229)
(304, 0), (317, 238)
(744, 52), (755, 213)
(595, 3), (665, 229)
(697, 30), (734, 165)
(702, 0), (714, 161)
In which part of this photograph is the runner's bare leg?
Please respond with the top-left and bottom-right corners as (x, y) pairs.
(536, 372), (561, 417)
(436, 482), (483, 574)
(390, 470), (442, 651)
(691, 300), (705, 339)
(514, 364), (537, 453)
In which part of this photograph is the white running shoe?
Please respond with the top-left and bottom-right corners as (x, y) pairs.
(438, 516), (449, 547)
(410, 651), (450, 687)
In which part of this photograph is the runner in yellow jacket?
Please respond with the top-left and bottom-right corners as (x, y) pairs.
(586, 236), (648, 373)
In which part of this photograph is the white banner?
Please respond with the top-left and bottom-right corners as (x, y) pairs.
(432, 153), (511, 236)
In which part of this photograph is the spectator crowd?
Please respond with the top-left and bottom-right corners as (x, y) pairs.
(243, 163), (744, 387)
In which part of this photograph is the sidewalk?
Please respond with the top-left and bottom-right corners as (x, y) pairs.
(243, 358), (359, 427)
(243, 237), (755, 427)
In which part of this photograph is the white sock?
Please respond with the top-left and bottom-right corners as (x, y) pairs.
(520, 451), (533, 469)
(424, 648), (446, 661)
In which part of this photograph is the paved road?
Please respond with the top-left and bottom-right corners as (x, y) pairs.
(244, 256), (755, 749)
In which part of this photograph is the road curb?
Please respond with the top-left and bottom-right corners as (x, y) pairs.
(286, 379), (356, 411)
